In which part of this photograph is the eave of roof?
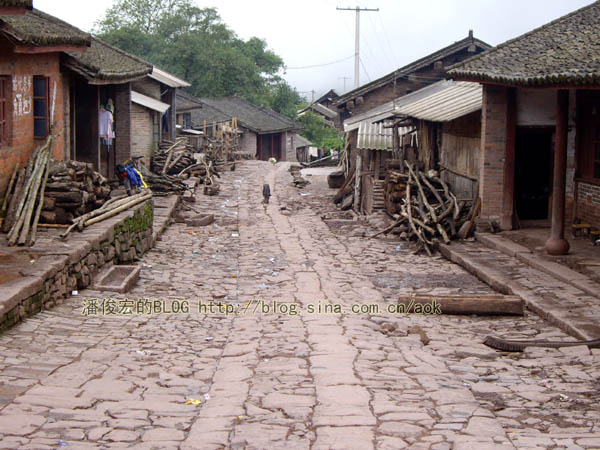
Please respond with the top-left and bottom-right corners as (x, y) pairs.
(0, 7), (91, 48)
(150, 66), (190, 88)
(65, 37), (152, 84)
(333, 35), (491, 106)
(446, 1), (600, 87)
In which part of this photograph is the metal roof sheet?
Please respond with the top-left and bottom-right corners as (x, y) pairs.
(344, 81), (450, 132)
(131, 90), (170, 114)
(357, 122), (414, 151)
(393, 80), (482, 122)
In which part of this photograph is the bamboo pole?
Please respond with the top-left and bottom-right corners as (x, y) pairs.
(84, 192), (152, 227)
(1, 163), (19, 213)
(28, 147), (52, 245)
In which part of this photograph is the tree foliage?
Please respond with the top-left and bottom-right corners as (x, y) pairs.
(94, 0), (303, 117)
(297, 111), (344, 150)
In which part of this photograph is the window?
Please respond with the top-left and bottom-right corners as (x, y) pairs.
(0, 76), (8, 146)
(184, 113), (191, 129)
(33, 76), (49, 139)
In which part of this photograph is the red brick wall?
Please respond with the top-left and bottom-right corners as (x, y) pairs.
(577, 182), (600, 229)
(479, 85), (510, 226)
(0, 51), (67, 194)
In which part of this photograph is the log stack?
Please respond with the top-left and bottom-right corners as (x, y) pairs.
(152, 138), (196, 175)
(372, 162), (473, 255)
(37, 160), (112, 224)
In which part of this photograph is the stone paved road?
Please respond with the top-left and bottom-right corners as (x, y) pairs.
(0, 161), (598, 449)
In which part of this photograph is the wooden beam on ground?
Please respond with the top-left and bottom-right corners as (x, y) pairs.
(396, 294), (523, 316)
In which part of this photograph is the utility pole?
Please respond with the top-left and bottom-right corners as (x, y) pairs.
(339, 76), (351, 92)
(337, 6), (378, 88)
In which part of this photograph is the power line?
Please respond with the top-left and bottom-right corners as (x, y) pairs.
(359, 57), (371, 83)
(336, 6), (378, 88)
(286, 54), (354, 70)
(377, 10), (400, 68)
(366, 11), (396, 70)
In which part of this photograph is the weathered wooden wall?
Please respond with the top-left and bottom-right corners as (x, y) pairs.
(439, 111), (481, 200)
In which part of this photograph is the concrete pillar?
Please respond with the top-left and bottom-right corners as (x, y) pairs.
(545, 89), (570, 255)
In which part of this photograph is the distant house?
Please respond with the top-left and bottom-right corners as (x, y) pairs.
(335, 31), (490, 157)
(175, 92), (301, 162)
(447, 1), (600, 254)
(0, 0), (189, 186)
(295, 134), (314, 163)
(298, 89), (342, 130)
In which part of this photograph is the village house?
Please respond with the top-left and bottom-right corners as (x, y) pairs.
(0, 0), (91, 193)
(294, 134), (314, 163)
(447, 0), (600, 255)
(0, 0), (188, 186)
(297, 89), (342, 130)
(175, 92), (301, 162)
(345, 79), (482, 215)
(334, 31), (490, 155)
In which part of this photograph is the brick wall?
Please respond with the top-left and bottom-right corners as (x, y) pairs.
(130, 103), (153, 163)
(131, 78), (161, 99)
(239, 129), (257, 157)
(577, 182), (600, 229)
(478, 85), (509, 226)
(114, 83), (131, 164)
(0, 52), (68, 194)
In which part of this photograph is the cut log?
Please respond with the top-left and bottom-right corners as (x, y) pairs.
(340, 194), (354, 211)
(396, 294), (523, 316)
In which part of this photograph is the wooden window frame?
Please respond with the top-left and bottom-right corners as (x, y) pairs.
(0, 76), (9, 147)
(33, 75), (50, 139)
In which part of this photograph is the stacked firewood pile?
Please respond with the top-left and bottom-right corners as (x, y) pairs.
(373, 162), (476, 255)
(150, 138), (223, 195)
(152, 138), (196, 175)
(39, 160), (111, 224)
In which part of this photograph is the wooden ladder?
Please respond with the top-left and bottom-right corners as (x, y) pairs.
(373, 180), (385, 210)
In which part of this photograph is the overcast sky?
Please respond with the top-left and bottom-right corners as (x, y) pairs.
(36, 0), (595, 101)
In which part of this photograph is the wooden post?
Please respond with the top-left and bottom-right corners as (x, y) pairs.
(545, 89), (570, 255)
(501, 87), (517, 230)
(353, 154), (362, 213)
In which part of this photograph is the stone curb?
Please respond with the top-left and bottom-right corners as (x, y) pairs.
(475, 232), (600, 300)
(439, 243), (597, 341)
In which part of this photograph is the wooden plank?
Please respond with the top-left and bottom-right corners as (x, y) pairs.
(396, 294), (523, 316)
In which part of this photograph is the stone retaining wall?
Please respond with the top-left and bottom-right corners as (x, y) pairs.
(0, 200), (154, 332)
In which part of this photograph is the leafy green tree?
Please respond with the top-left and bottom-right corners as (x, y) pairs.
(297, 111), (344, 150)
(94, 0), (295, 107)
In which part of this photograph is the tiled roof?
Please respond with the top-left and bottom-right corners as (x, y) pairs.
(447, 1), (600, 86)
(0, 0), (32, 7)
(333, 34), (490, 106)
(64, 37), (152, 83)
(0, 7), (90, 47)
(199, 97), (299, 134)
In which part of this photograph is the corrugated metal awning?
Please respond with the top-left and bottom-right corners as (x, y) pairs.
(343, 82), (449, 132)
(357, 122), (415, 151)
(131, 90), (170, 114)
(393, 80), (482, 122)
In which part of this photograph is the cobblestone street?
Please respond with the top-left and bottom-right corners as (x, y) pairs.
(0, 161), (598, 449)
